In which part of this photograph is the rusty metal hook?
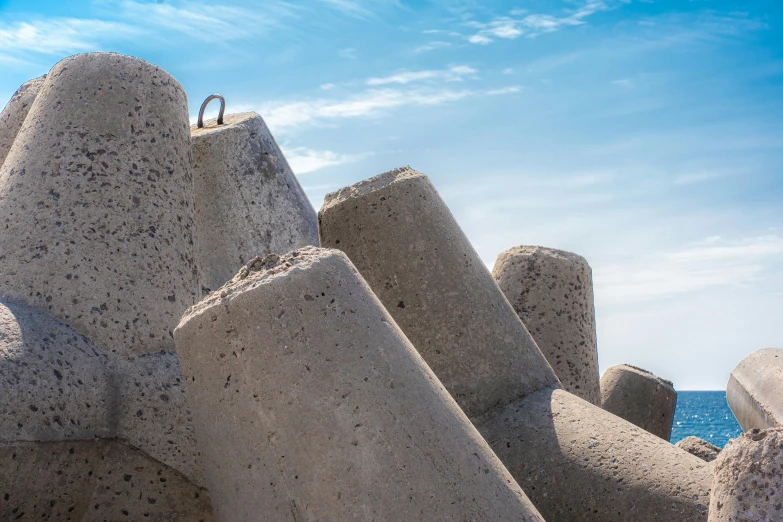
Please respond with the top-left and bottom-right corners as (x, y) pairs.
(197, 94), (225, 128)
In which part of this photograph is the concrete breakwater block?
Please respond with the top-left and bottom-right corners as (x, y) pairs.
(677, 436), (721, 463)
(492, 245), (600, 405)
(174, 247), (544, 522)
(0, 52), (198, 358)
(0, 439), (213, 521)
(191, 112), (318, 294)
(0, 75), (45, 167)
(319, 167), (712, 522)
(727, 347), (783, 431)
(0, 298), (206, 488)
(601, 364), (677, 441)
(709, 427), (783, 521)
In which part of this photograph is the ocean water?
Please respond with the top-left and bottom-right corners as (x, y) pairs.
(670, 390), (743, 448)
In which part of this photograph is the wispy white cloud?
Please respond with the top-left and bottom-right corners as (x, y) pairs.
(283, 146), (368, 174)
(366, 65), (477, 85)
(464, 0), (614, 45)
(262, 84), (520, 131)
(339, 47), (357, 59)
(320, 83), (336, 90)
(414, 41), (452, 53)
(0, 18), (136, 57)
(486, 85), (521, 95)
(594, 235), (783, 303)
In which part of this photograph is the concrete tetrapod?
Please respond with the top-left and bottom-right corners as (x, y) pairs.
(708, 427), (783, 522)
(0, 297), (208, 493)
(677, 437), (721, 463)
(318, 167), (712, 522)
(727, 347), (783, 431)
(191, 112), (319, 295)
(174, 247), (544, 522)
(0, 439), (213, 521)
(601, 364), (678, 440)
(0, 75), (45, 167)
(492, 245), (600, 405)
(0, 52), (198, 358)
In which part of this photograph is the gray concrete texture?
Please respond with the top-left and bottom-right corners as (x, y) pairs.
(0, 298), (206, 487)
(0, 75), (45, 168)
(677, 436), (722, 463)
(318, 166), (713, 522)
(601, 363), (678, 441)
(191, 112), (318, 294)
(492, 245), (601, 405)
(727, 347), (783, 432)
(318, 167), (559, 419)
(174, 247), (545, 522)
(709, 427), (783, 522)
(0, 438), (213, 521)
(0, 52), (199, 359)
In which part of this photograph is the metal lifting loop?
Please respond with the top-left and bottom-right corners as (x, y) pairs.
(197, 94), (225, 128)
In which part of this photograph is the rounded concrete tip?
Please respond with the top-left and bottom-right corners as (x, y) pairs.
(610, 364), (674, 389)
(498, 245), (590, 267)
(49, 52), (185, 94)
(190, 112), (261, 137)
(178, 246), (346, 326)
(321, 166), (425, 210)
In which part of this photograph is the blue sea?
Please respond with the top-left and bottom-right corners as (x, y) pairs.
(671, 391), (743, 448)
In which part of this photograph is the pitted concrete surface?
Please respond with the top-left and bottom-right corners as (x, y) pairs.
(677, 436), (721, 463)
(601, 364), (678, 441)
(480, 387), (712, 522)
(0, 75), (45, 168)
(0, 298), (206, 487)
(709, 427), (783, 521)
(0, 52), (198, 358)
(319, 167), (560, 419)
(175, 247), (545, 522)
(191, 112), (318, 294)
(727, 347), (783, 431)
(0, 299), (114, 443)
(112, 351), (206, 487)
(0, 439), (213, 521)
(319, 167), (712, 522)
(493, 245), (600, 405)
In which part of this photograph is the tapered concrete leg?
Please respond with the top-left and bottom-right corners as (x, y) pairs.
(0, 52), (198, 358)
(0, 439), (213, 521)
(0, 75), (45, 167)
(319, 166), (712, 522)
(191, 112), (319, 295)
(726, 347), (783, 431)
(676, 437), (721, 463)
(601, 364), (677, 440)
(1, 297), (207, 487)
(708, 427), (783, 521)
(174, 247), (544, 522)
(493, 245), (601, 405)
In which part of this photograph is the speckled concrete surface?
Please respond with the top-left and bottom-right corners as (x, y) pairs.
(601, 364), (678, 440)
(0, 297), (206, 486)
(709, 427), (783, 521)
(677, 436), (722, 463)
(319, 167), (560, 419)
(0, 439), (214, 521)
(175, 247), (545, 522)
(480, 387), (711, 522)
(0, 52), (198, 359)
(493, 245), (601, 405)
(318, 167), (712, 522)
(727, 347), (783, 432)
(0, 75), (45, 168)
(191, 112), (318, 295)
(0, 299), (114, 443)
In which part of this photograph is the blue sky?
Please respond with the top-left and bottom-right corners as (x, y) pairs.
(1, 0), (781, 389)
